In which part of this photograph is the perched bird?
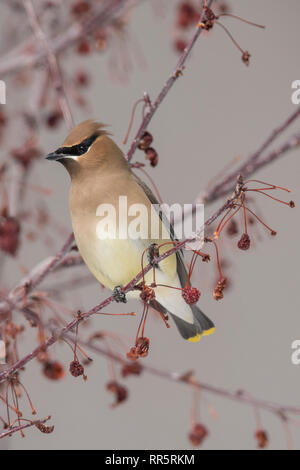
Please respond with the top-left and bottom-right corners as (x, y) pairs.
(46, 120), (215, 341)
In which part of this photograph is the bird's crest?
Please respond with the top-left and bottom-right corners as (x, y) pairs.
(63, 120), (110, 147)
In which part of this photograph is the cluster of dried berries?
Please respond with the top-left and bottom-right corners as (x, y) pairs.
(138, 131), (158, 167)
(202, 237), (228, 301)
(182, 285), (201, 305)
(237, 232), (251, 250)
(70, 1), (109, 56)
(76, 28), (108, 56)
(127, 336), (150, 361)
(173, 1), (262, 66)
(140, 285), (156, 303)
(69, 360), (85, 378)
(35, 421), (55, 434)
(106, 381), (128, 408)
(188, 422), (208, 446)
(67, 320), (90, 380)
(213, 277), (227, 301)
(216, 179), (295, 254)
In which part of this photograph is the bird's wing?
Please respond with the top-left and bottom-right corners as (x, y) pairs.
(132, 172), (189, 288)
(133, 172), (215, 340)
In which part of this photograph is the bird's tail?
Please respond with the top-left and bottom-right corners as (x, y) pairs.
(152, 300), (215, 342)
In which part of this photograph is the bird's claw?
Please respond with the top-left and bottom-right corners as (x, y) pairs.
(148, 243), (159, 267)
(113, 286), (127, 303)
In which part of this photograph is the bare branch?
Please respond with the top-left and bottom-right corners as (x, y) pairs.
(126, 0), (213, 162)
(202, 107), (300, 203)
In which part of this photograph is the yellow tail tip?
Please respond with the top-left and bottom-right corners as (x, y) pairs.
(187, 333), (201, 343)
(187, 327), (215, 342)
(203, 327), (215, 336)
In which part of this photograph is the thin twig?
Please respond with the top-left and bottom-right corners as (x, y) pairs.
(78, 336), (300, 419)
(23, 0), (74, 130)
(126, 0), (213, 162)
(202, 107), (300, 203)
(0, 0), (134, 77)
(0, 233), (75, 321)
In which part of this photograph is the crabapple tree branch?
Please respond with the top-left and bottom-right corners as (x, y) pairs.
(0, 233), (75, 322)
(0, 0), (134, 77)
(0, 171), (287, 383)
(23, 0), (74, 130)
(0, 0), (299, 447)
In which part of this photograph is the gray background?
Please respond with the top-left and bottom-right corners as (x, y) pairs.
(1, 0), (300, 450)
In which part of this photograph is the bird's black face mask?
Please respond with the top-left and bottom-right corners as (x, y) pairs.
(46, 132), (99, 161)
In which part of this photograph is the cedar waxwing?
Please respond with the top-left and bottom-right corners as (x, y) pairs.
(46, 120), (215, 341)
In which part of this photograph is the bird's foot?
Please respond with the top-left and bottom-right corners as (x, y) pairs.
(147, 243), (159, 267)
(113, 286), (127, 303)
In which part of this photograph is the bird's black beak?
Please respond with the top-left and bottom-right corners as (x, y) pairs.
(46, 151), (61, 161)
